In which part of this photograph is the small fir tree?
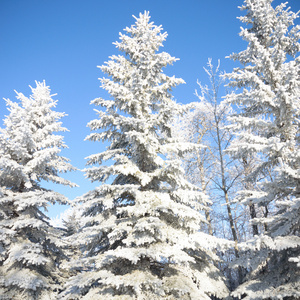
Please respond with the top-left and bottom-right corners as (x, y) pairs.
(61, 12), (229, 300)
(225, 0), (300, 298)
(0, 81), (77, 300)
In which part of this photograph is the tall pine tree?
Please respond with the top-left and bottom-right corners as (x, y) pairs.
(61, 12), (229, 300)
(0, 81), (77, 300)
(225, 0), (300, 298)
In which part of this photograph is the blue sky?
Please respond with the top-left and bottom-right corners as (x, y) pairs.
(1, 0), (300, 219)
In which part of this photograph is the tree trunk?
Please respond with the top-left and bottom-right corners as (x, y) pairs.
(242, 156), (259, 236)
(249, 202), (259, 236)
(216, 118), (243, 284)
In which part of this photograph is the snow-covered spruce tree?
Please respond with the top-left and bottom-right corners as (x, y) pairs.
(0, 81), (77, 300)
(225, 0), (300, 298)
(61, 12), (229, 300)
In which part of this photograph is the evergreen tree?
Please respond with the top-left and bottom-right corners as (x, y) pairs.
(62, 211), (80, 237)
(62, 12), (229, 299)
(0, 81), (77, 299)
(225, 0), (300, 298)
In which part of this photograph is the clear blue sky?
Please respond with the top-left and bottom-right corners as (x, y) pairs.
(1, 0), (300, 219)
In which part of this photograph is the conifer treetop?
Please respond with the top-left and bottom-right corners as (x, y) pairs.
(0, 80), (77, 191)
